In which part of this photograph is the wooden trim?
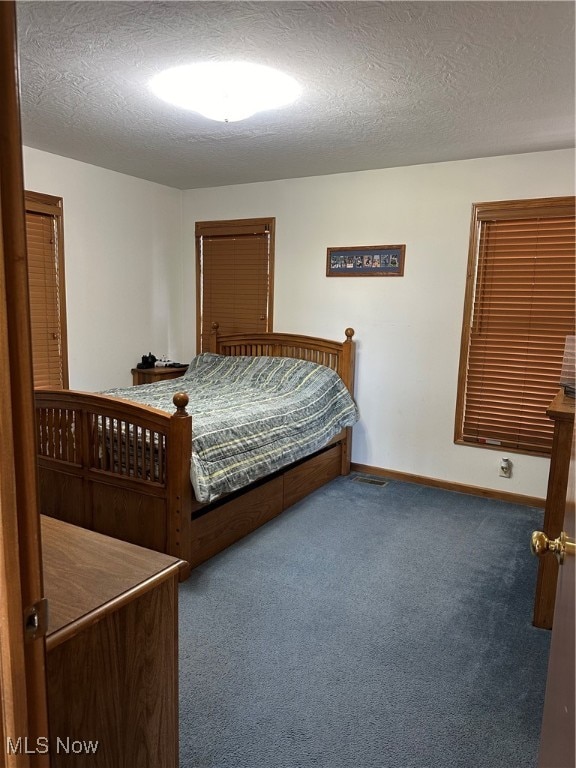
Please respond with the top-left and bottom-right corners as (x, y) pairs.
(0, 323), (30, 763)
(195, 238), (201, 353)
(454, 436), (550, 459)
(195, 217), (273, 236)
(267, 218), (275, 331)
(454, 197), (575, 455)
(454, 204), (481, 445)
(24, 189), (69, 389)
(474, 196), (575, 220)
(195, 216), (275, 352)
(0, 2), (49, 763)
(351, 462), (546, 508)
(24, 191), (63, 217)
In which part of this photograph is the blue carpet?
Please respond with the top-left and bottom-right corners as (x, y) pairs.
(179, 476), (551, 768)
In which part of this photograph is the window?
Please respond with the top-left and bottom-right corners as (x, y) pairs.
(455, 196), (575, 456)
(196, 217), (275, 352)
(24, 191), (68, 388)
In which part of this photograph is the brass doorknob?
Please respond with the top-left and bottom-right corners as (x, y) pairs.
(531, 530), (576, 565)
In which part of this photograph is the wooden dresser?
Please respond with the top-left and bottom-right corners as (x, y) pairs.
(42, 516), (185, 767)
(532, 390), (575, 629)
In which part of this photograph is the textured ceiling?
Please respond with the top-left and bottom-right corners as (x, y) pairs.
(16, 1), (575, 190)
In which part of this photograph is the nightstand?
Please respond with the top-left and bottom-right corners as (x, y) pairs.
(131, 365), (188, 385)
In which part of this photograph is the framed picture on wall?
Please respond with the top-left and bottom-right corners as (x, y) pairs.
(326, 244), (406, 277)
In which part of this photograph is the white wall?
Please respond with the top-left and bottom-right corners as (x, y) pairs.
(23, 146), (185, 390)
(182, 149), (575, 500)
(22, 145), (573, 498)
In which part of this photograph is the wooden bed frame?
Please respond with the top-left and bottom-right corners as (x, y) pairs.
(35, 328), (356, 578)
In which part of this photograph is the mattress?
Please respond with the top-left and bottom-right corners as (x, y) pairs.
(102, 353), (359, 503)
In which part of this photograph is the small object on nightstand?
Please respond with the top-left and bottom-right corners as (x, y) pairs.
(131, 364), (188, 385)
(155, 358), (186, 368)
(136, 352), (157, 369)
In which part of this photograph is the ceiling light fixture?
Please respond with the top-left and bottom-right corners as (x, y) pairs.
(149, 61), (301, 123)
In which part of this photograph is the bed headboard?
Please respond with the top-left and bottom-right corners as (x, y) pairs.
(209, 325), (356, 395)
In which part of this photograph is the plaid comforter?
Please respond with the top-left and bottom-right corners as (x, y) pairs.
(103, 353), (359, 503)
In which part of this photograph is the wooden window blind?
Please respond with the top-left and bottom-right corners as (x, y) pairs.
(455, 197), (575, 456)
(25, 192), (68, 389)
(196, 218), (274, 351)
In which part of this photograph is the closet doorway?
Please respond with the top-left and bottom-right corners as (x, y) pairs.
(195, 217), (275, 351)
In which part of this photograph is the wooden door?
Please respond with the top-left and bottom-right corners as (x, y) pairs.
(537, 424), (575, 768)
(196, 217), (275, 351)
(532, 393), (574, 628)
(0, 3), (50, 765)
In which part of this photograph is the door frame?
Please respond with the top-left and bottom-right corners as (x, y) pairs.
(0, 3), (50, 764)
(537, 424), (575, 767)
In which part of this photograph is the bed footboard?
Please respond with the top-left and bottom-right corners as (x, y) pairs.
(35, 389), (193, 574)
(35, 328), (357, 575)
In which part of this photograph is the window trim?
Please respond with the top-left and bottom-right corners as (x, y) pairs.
(454, 196), (575, 457)
(24, 190), (69, 389)
(195, 217), (275, 352)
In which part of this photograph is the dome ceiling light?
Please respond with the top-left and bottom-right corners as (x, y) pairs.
(149, 61), (301, 123)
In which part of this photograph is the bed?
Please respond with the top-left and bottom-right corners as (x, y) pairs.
(35, 327), (357, 578)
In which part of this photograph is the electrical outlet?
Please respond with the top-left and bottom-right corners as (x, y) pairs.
(499, 457), (512, 478)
